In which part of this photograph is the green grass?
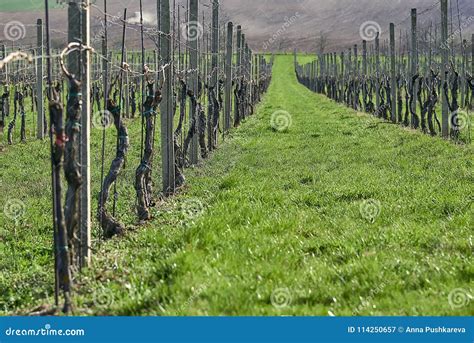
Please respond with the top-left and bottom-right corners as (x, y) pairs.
(0, 0), (62, 12)
(1, 55), (473, 316)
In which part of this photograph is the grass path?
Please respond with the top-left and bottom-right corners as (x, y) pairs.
(2, 55), (473, 316)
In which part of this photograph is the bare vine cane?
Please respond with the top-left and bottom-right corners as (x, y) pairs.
(48, 84), (73, 314)
(206, 80), (213, 154)
(385, 76), (393, 121)
(443, 62), (460, 140)
(97, 96), (129, 238)
(97, 70), (129, 239)
(208, 81), (222, 150)
(19, 86), (26, 143)
(466, 73), (474, 142)
(172, 78), (187, 189)
(402, 78), (410, 127)
(183, 89), (198, 162)
(130, 84), (137, 117)
(467, 73), (474, 111)
(217, 79), (224, 133)
(234, 77), (245, 127)
(241, 76), (249, 120)
(368, 78), (376, 114)
(0, 92), (4, 132)
(417, 75), (431, 135)
(205, 77), (221, 153)
(232, 79), (240, 127)
(198, 100), (207, 159)
(426, 69), (441, 136)
(0, 87), (10, 133)
(135, 79), (161, 223)
(194, 75), (206, 158)
(109, 9), (129, 226)
(59, 42), (94, 268)
(175, 79), (187, 165)
(409, 74), (420, 128)
(173, 137), (186, 189)
(396, 75), (403, 122)
(7, 87), (18, 145)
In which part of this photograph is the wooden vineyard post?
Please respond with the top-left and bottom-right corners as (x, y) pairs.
(1, 45), (7, 84)
(241, 34), (246, 118)
(375, 32), (380, 110)
(124, 48), (129, 117)
(234, 25), (242, 126)
(248, 47), (254, 114)
(313, 54), (317, 88)
(323, 53), (327, 83)
(224, 21), (233, 133)
(461, 40), (466, 107)
(154, 50), (159, 85)
(362, 40), (367, 111)
(189, 0), (199, 164)
(441, 0), (449, 137)
(254, 54), (258, 102)
(348, 48), (352, 81)
(67, 0), (80, 265)
(80, 0), (91, 267)
(319, 47), (324, 83)
(471, 33), (474, 109)
(0, 45), (3, 83)
(353, 44), (358, 109)
(472, 34), (474, 76)
(354, 44), (358, 75)
(328, 53), (334, 77)
(67, 0), (91, 267)
(36, 19), (45, 139)
(101, 33), (108, 125)
(156, 0), (161, 64)
(248, 45), (252, 113)
(390, 23), (397, 123)
(410, 8), (418, 128)
(210, 0), (219, 148)
(160, 0), (175, 195)
(341, 51), (344, 97)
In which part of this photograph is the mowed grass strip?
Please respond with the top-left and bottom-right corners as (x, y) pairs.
(1, 55), (473, 316)
(0, 0), (62, 12)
